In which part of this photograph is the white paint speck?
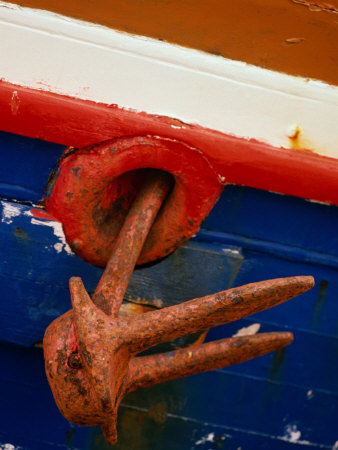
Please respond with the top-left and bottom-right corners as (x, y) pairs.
(307, 390), (313, 399)
(284, 424), (301, 443)
(31, 217), (73, 255)
(0, 444), (22, 450)
(195, 433), (215, 445)
(233, 323), (261, 337)
(281, 424), (312, 444)
(223, 248), (241, 256)
(170, 124), (186, 129)
(286, 123), (300, 139)
(1, 201), (23, 224)
(54, 242), (64, 253)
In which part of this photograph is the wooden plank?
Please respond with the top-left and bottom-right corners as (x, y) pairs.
(1, 129), (338, 260)
(3, 0), (338, 85)
(0, 130), (64, 203)
(1, 198), (337, 395)
(1, 82), (338, 205)
(0, 200), (242, 346)
(121, 371), (337, 448)
(114, 405), (333, 450)
(207, 320), (338, 394)
(195, 231), (338, 339)
(203, 185), (338, 258)
(0, 131), (337, 449)
(0, 342), (335, 449)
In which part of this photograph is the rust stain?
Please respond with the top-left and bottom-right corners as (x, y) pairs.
(118, 302), (154, 317)
(268, 347), (287, 380)
(148, 403), (167, 423)
(4, 0), (338, 85)
(286, 125), (315, 152)
(287, 124), (302, 149)
(311, 279), (328, 329)
(14, 226), (29, 241)
(10, 90), (20, 115)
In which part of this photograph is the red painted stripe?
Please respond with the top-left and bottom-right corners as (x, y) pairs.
(1, 80), (337, 205)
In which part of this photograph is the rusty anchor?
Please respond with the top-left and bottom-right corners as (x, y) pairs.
(43, 171), (314, 445)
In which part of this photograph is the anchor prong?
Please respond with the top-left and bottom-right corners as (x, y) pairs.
(117, 276), (313, 355)
(125, 332), (294, 393)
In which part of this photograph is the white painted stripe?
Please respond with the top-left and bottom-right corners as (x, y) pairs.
(0, 1), (337, 157)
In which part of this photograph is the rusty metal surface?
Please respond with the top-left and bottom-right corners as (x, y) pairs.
(43, 173), (314, 445)
(92, 170), (172, 315)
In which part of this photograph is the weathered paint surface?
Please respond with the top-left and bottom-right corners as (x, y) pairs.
(1, 132), (338, 448)
(0, 5), (337, 158)
(0, 83), (338, 206)
(4, 0), (338, 85)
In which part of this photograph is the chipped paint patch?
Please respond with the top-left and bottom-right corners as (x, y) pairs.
(0, 444), (22, 450)
(223, 247), (241, 256)
(30, 217), (73, 255)
(195, 432), (215, 445)
(283, 424), (301, 443)
(307, 389), (314, 399)
(233, 323), (261, 337)
(280, 424), (312, 445)
(291, 0), (338, 13)
(1, 201), (23, 224)
(10, 90), (20, 115)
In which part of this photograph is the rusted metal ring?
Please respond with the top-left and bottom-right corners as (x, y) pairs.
(45, 135), (224, 266)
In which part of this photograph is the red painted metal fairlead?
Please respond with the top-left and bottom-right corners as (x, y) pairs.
(45, 135), (224, 267)
(43, 172), (314, 445)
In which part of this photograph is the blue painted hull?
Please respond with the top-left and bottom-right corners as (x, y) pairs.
(0, 131), (337, 449)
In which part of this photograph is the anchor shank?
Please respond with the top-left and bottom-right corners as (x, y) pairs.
(92, 171), (172, 316)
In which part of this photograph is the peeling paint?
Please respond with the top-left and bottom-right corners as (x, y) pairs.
(0, 444), (22, 450)
(285, 37), (305, 45)
(233, 323), (261, 337)
(280, 424), (311, 445)
(282, 424), (301, 443)
(307, 389), (314, 399)
(194, 432), (227, 446)
(10, 90), (20, 115)
(195, 432), (215, 445)
(30, 217), (73, 255)
(223, 247), (241, 256)
(1, 201), (23, 224)
(291, 0), (338, 13)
